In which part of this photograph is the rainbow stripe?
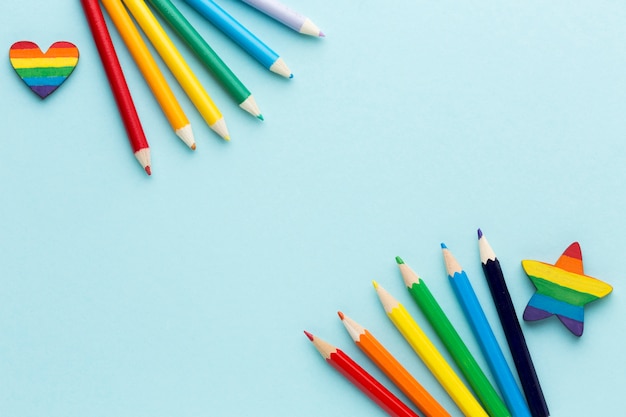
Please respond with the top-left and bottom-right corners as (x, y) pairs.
(9, 41), (79, 98)
(522, 242), (612, 336)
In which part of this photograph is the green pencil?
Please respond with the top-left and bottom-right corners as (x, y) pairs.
(396, 256), (512, 417)
(146, 0), (263, 119)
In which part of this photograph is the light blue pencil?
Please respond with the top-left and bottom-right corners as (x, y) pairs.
(182, 0), (293, 78)
(442, 243), (531, 417)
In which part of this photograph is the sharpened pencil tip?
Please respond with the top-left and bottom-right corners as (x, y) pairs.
(145, 166), (152, 176)
(372, 280), (379, 289)
(191, 143), (197, 151)
(337, 311), (344, 320)
(257, 114), (264, 121)
(319, 31), (325, 37)
(289, 73), (294, 79)
(477, 228), (483, 239)
(395, 256), (404, 265)
(440, 242), (447, 249)
(303, 330), (314, 341)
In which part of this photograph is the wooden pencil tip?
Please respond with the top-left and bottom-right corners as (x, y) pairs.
(303, 330), (314, 341)
(337, 311), (344, 320)
(395, 256), (404, 265)
(477, 228), (483, 239)
(145, 166), (152, 176)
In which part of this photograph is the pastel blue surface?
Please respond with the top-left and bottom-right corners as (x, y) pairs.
(1, 1), (624, 416)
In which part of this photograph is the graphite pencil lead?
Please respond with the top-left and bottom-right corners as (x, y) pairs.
(239, 94), (263, 119)
(478, 231), (497, 263)
(397, 259), (421, 287)
(175, 124), (196, 149)
(210, 117), (230, 141)
(441, 244), (463, 275)
(269, 57), (292, 78)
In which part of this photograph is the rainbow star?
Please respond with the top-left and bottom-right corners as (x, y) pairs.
(522, 242), (613, 336)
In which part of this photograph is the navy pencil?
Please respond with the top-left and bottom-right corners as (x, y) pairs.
(478, 229), (549, 417)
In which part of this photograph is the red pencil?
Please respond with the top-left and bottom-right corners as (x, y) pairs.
(81, 0), (152, 175)
(304, 331), (421, 417)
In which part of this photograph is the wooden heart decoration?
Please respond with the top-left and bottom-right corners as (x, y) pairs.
(9, 41), (79, 99)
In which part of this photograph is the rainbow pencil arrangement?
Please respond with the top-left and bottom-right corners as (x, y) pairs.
(80, 0), (323, 174)
(303, 230), (608, 417)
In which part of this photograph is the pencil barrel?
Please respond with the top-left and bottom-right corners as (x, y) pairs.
(482, 259), (549, 417)
(183, 0), (279, 69)
(408, 282), (511, 417)
(81, 0), (149, 155)
(147, 0), (251, 103)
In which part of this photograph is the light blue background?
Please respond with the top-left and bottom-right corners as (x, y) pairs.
(1, 1), (624, 416)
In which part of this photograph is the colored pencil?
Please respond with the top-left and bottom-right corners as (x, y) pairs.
(338, 312), (451, 417)
(239, 0), (324, 37)
(182, 0), (293, 78)
(81, 0), (151, 175)
(122, 0), (230, 140)
(146, 0), (263, 119)
(478, 230), (549, 417)
(373, 281), (489, 417)
(396, 257), (512, 417)
(442, 244), (530, 417)
(101, 0), (196, 150)
(304, 331), (420, 417)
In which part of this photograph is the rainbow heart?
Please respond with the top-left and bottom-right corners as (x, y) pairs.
(9, 41), (79, 99)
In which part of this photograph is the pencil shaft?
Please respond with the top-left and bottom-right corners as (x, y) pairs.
(406, 280), (511, 417)
(391, 304), (488, 417)
(355, 329), (451, 417)
(307, 333), (419, 417)
(481, 257), (549, 417)
(239, 0), (322, 36)
(444, 253), (531, 417)
(122, 0), (229, 139)
(375, 284), (488, 417)
(101, 0), (195, 148)
(182, 0), (290, 76)
(80, 0), (151, 173)
(146, 0), (254, 107)
(329, 350), (421, 417)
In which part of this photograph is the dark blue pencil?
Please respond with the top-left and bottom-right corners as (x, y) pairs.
(478, 229), (549, 417)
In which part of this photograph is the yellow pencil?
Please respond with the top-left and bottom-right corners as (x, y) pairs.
(102, 0), (196, 149)
(373, 281), (489, 417)
(122, 0), (230, 140)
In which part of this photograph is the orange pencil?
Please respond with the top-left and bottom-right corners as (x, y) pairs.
(339, 312), (451, 417)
